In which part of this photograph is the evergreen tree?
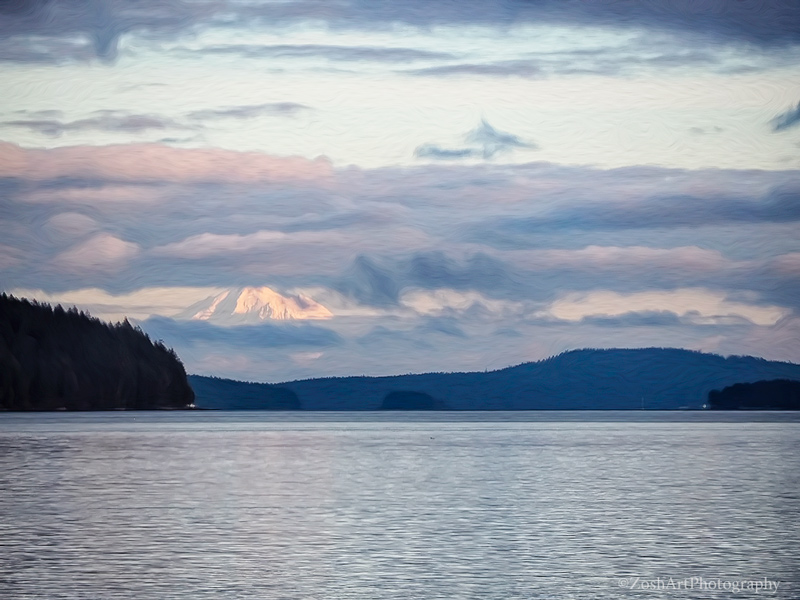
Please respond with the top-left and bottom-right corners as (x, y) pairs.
(0, 294), (194, 411)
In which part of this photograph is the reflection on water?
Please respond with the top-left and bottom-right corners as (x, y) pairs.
(1, 412), (798, 599)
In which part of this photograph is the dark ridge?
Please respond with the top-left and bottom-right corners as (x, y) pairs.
(189, 347), (800, 411)
(381, 390), (444, 410)
(0, 293), (194, 411)
(188, 375), (300, 410)
(708, 379), (800, 410)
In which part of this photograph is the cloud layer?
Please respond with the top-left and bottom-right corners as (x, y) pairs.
(0, 142), (332, 183)
(3, 0), (798, 64)
(1, 1), (798, 381)
(2, 140), (798, 379)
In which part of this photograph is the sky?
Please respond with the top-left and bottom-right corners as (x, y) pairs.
(1, 0), (800, 382)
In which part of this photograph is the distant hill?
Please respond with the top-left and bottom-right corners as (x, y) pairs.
(191, 348), (800, 410)
(0, 294), (194, 411)
(189, 375), (300, 410)
(709, 380), (800, 410)
(381, 391), (445, 410)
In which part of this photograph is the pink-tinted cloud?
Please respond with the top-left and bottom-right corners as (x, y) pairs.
(54, 233), (140, 272)
(0, 141), (333, 183)
(0, 243), (23, 268)
(771, 252), (800, 275)
(540, 288), (789, 326)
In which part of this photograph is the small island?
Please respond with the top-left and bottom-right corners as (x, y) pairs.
(708, 380), (800, 410)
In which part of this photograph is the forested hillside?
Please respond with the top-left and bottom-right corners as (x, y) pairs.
(189, 348), (800, 411)
(0, 294), (194, 411)
(274, 348), (800, 410)
(188, 375), (300, 410)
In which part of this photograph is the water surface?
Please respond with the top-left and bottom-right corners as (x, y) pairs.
(1, 411), (798, 599)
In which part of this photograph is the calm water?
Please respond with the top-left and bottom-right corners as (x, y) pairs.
(1, 411), (799, 599)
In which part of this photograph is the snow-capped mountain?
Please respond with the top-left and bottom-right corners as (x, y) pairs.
(177, 286), (332, 324)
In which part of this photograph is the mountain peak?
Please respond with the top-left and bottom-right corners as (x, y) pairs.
(233, 286), (332, 320)
(182, 286), (332, 323)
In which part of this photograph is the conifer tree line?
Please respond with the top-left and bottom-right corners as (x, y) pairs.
(0, 294), (194, 411)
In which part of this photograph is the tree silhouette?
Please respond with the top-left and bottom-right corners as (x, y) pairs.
(0, 294), (194, 411)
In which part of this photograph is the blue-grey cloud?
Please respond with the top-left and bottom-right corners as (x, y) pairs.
(196, 43), (455, 63)
(0, 0), (219, 62)
(466, 119), (537, 158)
(236, 1), (800, 47)
(476, 186), (800, 244)
(403, 251), (520, 295)
(2, 110), (193, 137)
(414, 145), (478, 160)
(187, 103), (310, 121)
(0, 34), (96, 63)
(415, 119), (537, 161)
(771, 101), (800, 132)
(689, 126), (724, 135)
(356, 325), (434, 350)
(580, 311), (686, 328)
(13, 109), (64, 119)
(138, 316), (343, 349)
(409, 60), (543, 79)
(337, 255), (401, 307)
(415, 316), (467, 338)
(405, 46), (739, 79)
(3, 0), (797, 64)
(332, 252), (528, 308)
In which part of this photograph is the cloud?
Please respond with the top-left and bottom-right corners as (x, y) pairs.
(539, 289), (790, 327)
(477, 185), (800, 243)
(3, 158), (799, 376)
(0, 34), (96, 63)
(54, 233), (140, 273)
(410, 60), (543, 79)
(334, 251), (528, 309)
(770, 252), (800, 275)
(0, 243), (24, 268)
(771, 101), (800, 132)
(42, 212), (100, 242)
(404, 43), (754, 79)
(1, 0), (798, 65)
(138, 316), (343, 349)
(187, 103), (311, 121)
(196, 43), (455, 63)
(2, 111), (193, 137)
(13, 109), (64, 119)
(467, 119), (538, 158)
(579, 311), (687, 328)
(22, 184), (165, 207)
(337, 255), (402, 307)
(414, 315), (467, 338)
(402, 252), (521, 296)
(401, 288), (524, 317)
(528, 245), (729, 272)
(154, 231), (289, 259)
(414, 145), (478, 160)
(211, 1), (800, 50)
(248, 1), (800, 47)
(0, 0), (219, 62)
(689, 126), (724, 135)
(8, 286), (227, 321)
(0, 141), (333, 183)
(415, 119), (537, 161)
